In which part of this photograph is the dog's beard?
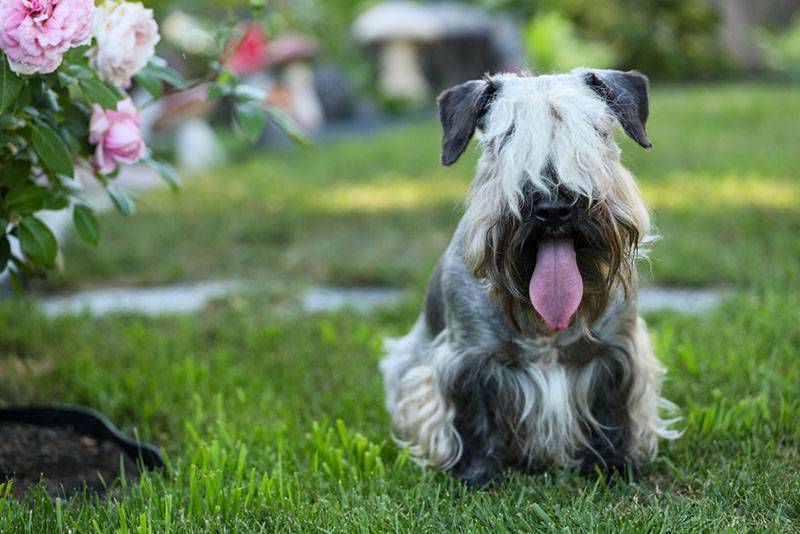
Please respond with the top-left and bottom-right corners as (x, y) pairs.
(469, 198), (640, 333)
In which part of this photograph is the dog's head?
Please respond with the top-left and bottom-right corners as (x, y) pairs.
(437, 69), (652, 333)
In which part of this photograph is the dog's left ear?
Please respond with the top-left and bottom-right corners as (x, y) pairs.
(437, 79), (494, 165)
(580, 69), (652, 149)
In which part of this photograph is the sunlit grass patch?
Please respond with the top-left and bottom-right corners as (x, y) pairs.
(643, 174), (800, 210)
(313, 175), (467, 213)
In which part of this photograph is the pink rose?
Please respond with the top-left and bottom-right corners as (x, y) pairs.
(226, 25), (268, 76)
(89, 98), (146, 174)
(0, 0), (94, 75)
(90, 1), (159, 88)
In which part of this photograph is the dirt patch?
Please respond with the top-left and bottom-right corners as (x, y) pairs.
(0, 423), (140, 498)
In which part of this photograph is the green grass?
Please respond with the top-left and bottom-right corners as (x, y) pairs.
(1, 82), (799, 531)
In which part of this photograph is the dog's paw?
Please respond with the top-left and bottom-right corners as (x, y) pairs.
(451, 456), (504, 489)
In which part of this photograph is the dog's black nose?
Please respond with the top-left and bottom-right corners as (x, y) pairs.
(533, 200), (573, 226)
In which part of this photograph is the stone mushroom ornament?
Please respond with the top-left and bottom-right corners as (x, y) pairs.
(353, 1), (443, 102)
(353, 1), (502, 103)
(267, 33), (324, 132)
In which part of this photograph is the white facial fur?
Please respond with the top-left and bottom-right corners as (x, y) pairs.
(463, 71), (652, 271)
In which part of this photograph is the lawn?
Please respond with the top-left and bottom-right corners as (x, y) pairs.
(1, 82), (799, 531)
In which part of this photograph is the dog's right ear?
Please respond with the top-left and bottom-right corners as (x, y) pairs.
(437, 79), (494, 166)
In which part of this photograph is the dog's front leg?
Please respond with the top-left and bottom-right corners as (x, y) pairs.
(578, 319), (670, 477)
(446, 357), (507, 487)
(578, 353), (635, 477)
(563, 335), (635, 476)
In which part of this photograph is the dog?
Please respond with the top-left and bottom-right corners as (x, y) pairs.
(380, 69), (680, 486)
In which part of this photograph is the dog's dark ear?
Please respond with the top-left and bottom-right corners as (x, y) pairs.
(437, 79), (494, 165)
(582, 69), (652, 149)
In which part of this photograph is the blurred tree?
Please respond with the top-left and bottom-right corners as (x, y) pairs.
(560, 0), (728, 77)
(759, 15), (800, 80)
(524, 11), (617, 73)
(474, 0), (729, 78)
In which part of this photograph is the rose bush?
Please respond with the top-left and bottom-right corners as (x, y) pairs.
(90, 0), (159, 88)
(0, 0), (94, 75)
(0, 2), (306, 282)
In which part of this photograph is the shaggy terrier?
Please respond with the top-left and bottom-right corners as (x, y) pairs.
(380, 69), (680, 486)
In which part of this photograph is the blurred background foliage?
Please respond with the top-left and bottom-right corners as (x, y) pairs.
(475, 0), (727, 77)
(115, 0), (797, 166)
(136, 0), (798, 84)
(759, 14), (800, 80)
(528, 0), (727, 77)
(524, 11), (618, 73)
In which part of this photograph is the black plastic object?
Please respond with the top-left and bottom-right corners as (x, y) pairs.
(0, 404), (165, 471)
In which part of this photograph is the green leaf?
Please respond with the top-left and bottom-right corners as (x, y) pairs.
(1, 160), (32, 187)
(40, 87), (60, 112)
(148, 158), (181, 192)
(13, 82), (30, 111)
(207, 69), (236, 100)
(22, 105), (39, 118)
(31, 122), (74, 177)
(65, 63), (95, 80)
(31, 79), (60, 112)
(4, 184), (46, 214)
(233, 84), (266, 103)
(58, 126), (81, 153)
(234, 102), (267, 143)
(57, 71), (78, 87)
(73, 204), (100, 245)
(106, 185), (135, 215)
(79, 77), (121, 109)
(0, 234), (10, 272)
(216, 68), (236, 86)
(63, 45), (91, 64)
(61, 102), (91, 143)
(0, 133), (27, 154)
(43, 189), (69, 210)
(18, 215), (58, 267)
(0, 114), (27, 130)
(0, 54), (23, 114)
(135, 69), (162, 99)
(265, 106), (313, 148)
(145, 59), (188, 90)
(207, 82), (232, 100)
(8, 267), (24, 293)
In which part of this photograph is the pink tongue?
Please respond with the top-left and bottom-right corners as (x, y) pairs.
(529, 237), (583, 332)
